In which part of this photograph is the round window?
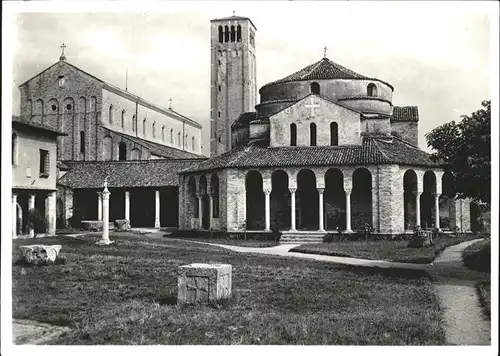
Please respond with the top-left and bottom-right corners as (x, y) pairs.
(66, 104), (72, 110)
(51, 104), (57, 111)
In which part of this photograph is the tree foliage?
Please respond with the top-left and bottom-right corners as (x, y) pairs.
(425, 100), (490, 203)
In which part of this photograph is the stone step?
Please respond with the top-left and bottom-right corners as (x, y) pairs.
(280, 238), (323, 244)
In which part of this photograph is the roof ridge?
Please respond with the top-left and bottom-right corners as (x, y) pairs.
(300, 59), (324, 80)
(390, 135), (420, 149)
(368, 137), (391, 162)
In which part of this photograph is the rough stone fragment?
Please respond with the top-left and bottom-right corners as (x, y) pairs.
(177, 263), (232, 305)
(114, 219), (131, 232)
(18, 245), (62, 265)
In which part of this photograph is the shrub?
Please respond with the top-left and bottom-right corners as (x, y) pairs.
(322, 233), (334, 243)
(27, 208), (47, 235)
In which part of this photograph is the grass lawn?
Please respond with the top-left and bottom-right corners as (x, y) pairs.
(165, 236), (277, 248)
(476, 281), (491, 320)
(289, 234), (483, 264)
(12, 232), (446, 345)
(462, 239), (490, 272)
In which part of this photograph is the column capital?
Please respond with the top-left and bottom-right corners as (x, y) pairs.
(344, 188), (352, 195)
(413, 190), (423, 196)
(263, 188), (272, 195)
(97, 191), (102, 197)
(289, 187), (297, 194)
(12, 194), (18, 201)
(196, 194), (203, 200)
(317, 188), (325, 194)
(432, 192), (441, 198)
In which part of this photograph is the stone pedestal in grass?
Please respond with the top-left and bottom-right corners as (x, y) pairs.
(177, 263), (232, 305)
(19, 245), (62, 265)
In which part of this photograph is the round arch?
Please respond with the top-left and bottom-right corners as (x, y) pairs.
(421, 171), (437, 229)
(403, 169), (418, 230)
(352, 168), (372, 229)
(271, 170), (290, 230)
(245, 170), (265, 230)
(297, 169), (318, 230)
(210, 173), (220, 219)
(324, 168), (345, 230)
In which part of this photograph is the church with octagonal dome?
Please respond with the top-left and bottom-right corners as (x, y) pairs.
(178, 16), (471, 238)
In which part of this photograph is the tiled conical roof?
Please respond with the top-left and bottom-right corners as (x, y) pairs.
(261, 57), (393, 90)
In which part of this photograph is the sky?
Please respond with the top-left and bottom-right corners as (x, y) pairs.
(7, 1), (495, 156)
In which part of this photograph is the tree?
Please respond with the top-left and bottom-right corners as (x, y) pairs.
(425, 100), (490, 203)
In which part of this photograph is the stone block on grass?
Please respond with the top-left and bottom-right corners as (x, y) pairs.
(114, 219), (131, 232)
(18, 245), (62, 265)
(177, 263), (232, 305)
(82, 220), (103, 232)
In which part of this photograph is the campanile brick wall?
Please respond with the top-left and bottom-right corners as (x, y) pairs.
(210, 17), (257, 156)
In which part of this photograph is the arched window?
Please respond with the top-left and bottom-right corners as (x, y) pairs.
(152, 122), (156, 138)
(108, 105), (113, 123)
(178, 132), (181, 147)
(131, 148), (140, 160)
(310, 123), (317, 146)
(330, 122), (339, 146)
(224, 25), (229, 42)
(26, 99), (33, 118)
(162, 126), (165, 141)
(12, 133), (18, 165)
(290, 123), (297, 146)
(80, 131), (85, 154)
(237, 25), (242, 42)
(143, 119), (147, 136)
(310, 82), (320, 95)
(170, 129), (174, 143)
(192, 136), (195, 150)
(367, 83), (378, 97)
(103, 136), (112, 161)
(230, 25), (236, 42)
(118, 142), (127, 161)
(218, 26), (223, 43)
(121, 110), (125, 128)
(132, 115), (136, 132)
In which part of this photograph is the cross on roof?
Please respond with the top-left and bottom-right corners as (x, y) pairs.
(324, 46), (328, 58)
(305, 97), (320, 117)
(59, 42), (67, 61)
(168, 97), (173, 109)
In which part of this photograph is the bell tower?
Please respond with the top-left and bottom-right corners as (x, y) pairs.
(210, 15), (257, 157)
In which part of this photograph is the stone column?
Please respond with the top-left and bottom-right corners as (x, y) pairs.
(97, 192), (103, 221)
(344, 188), (352, 233)
(197, 195), (203, 229)
(264, 188), (271, 231)
(12, 194), (18, 238)
(318, 188), (325, 231)
(154, 189), (161, 228)
(208, 193), (214, 224)
(97, 182), (113, 245)
(125, 190), (130, 221)
(414, 191), (422, 227)
(46, 192), (56, 236)
(28, 194), (35, 237)
(433, 193), (441, 231)
(289, 188), (297, 231)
